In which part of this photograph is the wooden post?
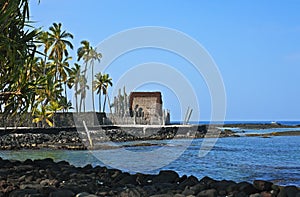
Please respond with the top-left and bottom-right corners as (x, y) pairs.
(183, 107), (190, 125)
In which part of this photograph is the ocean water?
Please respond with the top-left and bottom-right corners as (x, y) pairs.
(1, 136), (299, 186)
(173, 120), (300, 126)
(218, 127), (300, 135)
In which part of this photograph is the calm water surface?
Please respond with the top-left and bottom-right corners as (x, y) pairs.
(0, 136), (299, 186)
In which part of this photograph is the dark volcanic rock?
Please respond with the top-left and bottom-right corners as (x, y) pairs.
(152, 170), (180, 184)
(178, 175), (199, 189)
(253, 180), (273, 191)
(0, 157), (298, 196)
(199, 176), (217, 186)
(0, 131), (86, 150)
(278, 186), (300, 197)
(49, 189), (74, 197)
(8, 189), (39, 197)
(117, 174), (137, 185)
(197, 188), (218, 197)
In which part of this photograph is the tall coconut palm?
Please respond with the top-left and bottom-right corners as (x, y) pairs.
(93, 72), (113, 113)
(78, 75), (89, 112)
(67, 63), (81, 113)
(48, 22), (73, 83)
(77, 40), (102, 112)
(101, 73), (113, 113)
(93, 72), (103, 112)
(37, 31), (52, 74)
(56, 56), (72, 100)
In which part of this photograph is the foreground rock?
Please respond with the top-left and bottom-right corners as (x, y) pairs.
(0, 157), (298, 197)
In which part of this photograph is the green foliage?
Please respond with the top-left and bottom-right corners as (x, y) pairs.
(0, 1), (112, 127)
(67, 63), (81, 113)
(93, 72), (113, 112)
(0, 0), (39, 116)
(77, 40), (102, 112)
(78, 74), (89, 112)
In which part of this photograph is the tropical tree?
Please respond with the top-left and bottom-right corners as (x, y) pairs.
(32, 105), (54, 128)
(93, 72), (113, 113)
(78, 75), (89, 112)
(34, 73), (63, 107)
(0, 0), (39, 117)
(0, 1), (84, 127)
(67, 63), (81, 113)
(93, 72), (103, 112)
(101, 73), (113, 112)
(77, 40), (102, 112)
(37, 31), (52, 74)
(56, 56), (72, 100)
(47, 22), (73, 85)
(59, 97), (73, 112)
(33, 100), (63, 127)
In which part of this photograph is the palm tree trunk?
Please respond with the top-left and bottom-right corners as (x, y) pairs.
(99, 94), (102, 112)
(64, 82), (68, 112)
(103, 93), (107, 113)
(91, 64), (95, 112)
(75, 94), (78, 113)
(83, 98), (86, 112)
(43, 55), (47, 75)
(79, 96), (83, 113)
(55, 63), (58, 84)
(75, 85), (78, 113)
(83, 62), (88, 86)
(107, 94), (113, 114)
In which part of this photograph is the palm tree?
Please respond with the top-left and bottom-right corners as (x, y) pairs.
(59, 97), (73, 112)
(77, 40), (102, 112)
(32, 105), (54, 128)
(67, 63), (81, 113)
(37, 31), (52, 74)
(56, 56), (72, 100)
(93, 72), (103, 112)
(78, 75), (89, 112)
(46, 100), (63, 127)
(32, 100), (62, 128)
(93, 72), (113, 113)
(101, 73), (113, 112)
(48, 22), (73, 83)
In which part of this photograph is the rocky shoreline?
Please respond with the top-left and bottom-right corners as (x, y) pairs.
(0, 157), (299, 197)
(0, 125), (234, 150)
(0, 124), (300, 150)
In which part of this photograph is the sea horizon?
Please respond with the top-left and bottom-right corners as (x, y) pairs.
(171, 120), (300, 126)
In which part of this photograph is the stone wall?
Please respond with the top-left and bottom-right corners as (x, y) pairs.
(108, 112), (170, 125)
(0, 113), (34, 127)
(0, 112), (108, 127)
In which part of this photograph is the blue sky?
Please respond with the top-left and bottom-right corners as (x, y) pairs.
(30, 0), (300, 121)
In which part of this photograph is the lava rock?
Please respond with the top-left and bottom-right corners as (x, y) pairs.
(253, 180), (273, 191)
(197, 188), (217, 197)
(237, 181), (259, 195)
(152, 170), (179, 184)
